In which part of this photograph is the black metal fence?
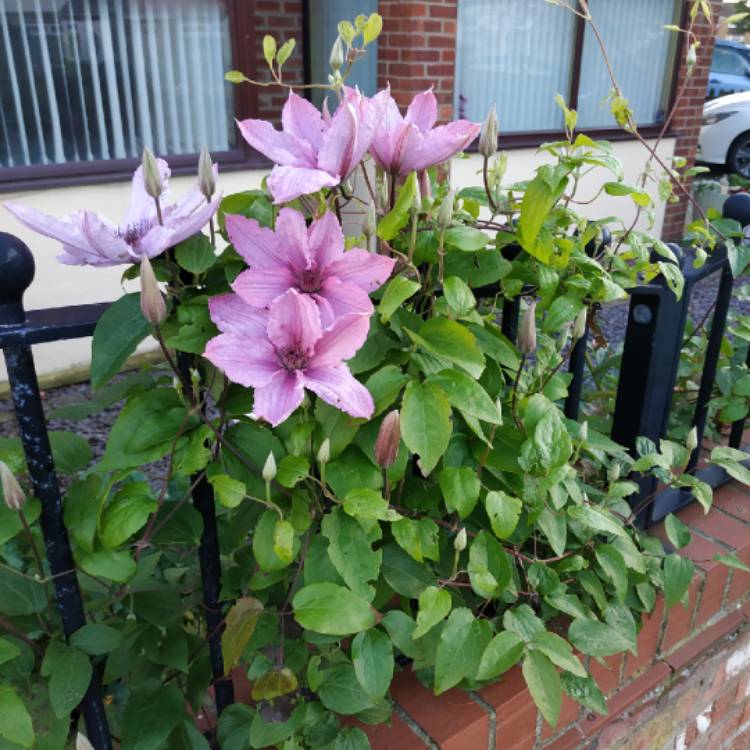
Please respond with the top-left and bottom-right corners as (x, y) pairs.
(1, 194), (750, 747)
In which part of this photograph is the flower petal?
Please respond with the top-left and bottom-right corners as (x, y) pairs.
(405, 89), (438, 132)
(266, 288), (322, 355)
(208, 292), (268, 337)
(232, 267), (297, 309)
(79, 212), (135, 265)
(123, 158), (170, 226)
(236, 118), (316, 167)
(226, 214), (285, 268)
(317, 101), (357, 179)
(266, 165), (339, 204)
(368, 88), (405, 172)
(310, 312), (371, 369)
(165, 192), (222, 246)
(326, 248), (395, 292)
(316, 277), (373, 320)
(204, 332), (280, 387)
(4, 201), (88, 251)
(137, 225), (178, 260)
(308, 210), (345, 269)
(252, 370), (305, 427)
(408, 120), (481, 172)
(282, 90), (325, 152)
(274, 208), (310, 270)
(303, 364), (374, 419)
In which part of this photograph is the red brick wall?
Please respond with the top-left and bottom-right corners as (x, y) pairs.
(252, 1), (306, 124)
(377, 0), (458, 122)
(661, 2), (720, 241)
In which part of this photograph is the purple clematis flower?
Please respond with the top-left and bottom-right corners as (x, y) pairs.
(237, 88), (380, 204)
(4, 158), (221, 267)
(227, 207), (394, 327)
(204, 288), (374, 426)
(369, 86), (480, 177)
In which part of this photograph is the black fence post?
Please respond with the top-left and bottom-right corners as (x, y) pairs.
(0, 234), (112, 749)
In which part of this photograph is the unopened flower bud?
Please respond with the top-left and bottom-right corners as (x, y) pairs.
(478, 104), (499, 159)
(518, 300), (537, 356)
(374, 410), (401, 468)
(609, 463), (621, 483)
(262, 452), (277, 483)
(437, 190), (455, 231)
(198, 146), (216, 199)
(141, 147), (163, 199)
(0, 461), (25, 512)
(572, 308), (587, 341)
(330, 35), (345, 72)
(454, 527), (467, 552)
(686, 426), (698, 453)
(317, 438), (331, 466)
(579, 421), (588, 443)
(363, 202), (377, 241)
(139, 256), (167, 326)
(686, 43), (697, 70)
(76, 734), (95, 750)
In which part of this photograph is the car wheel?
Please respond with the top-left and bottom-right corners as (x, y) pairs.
(728, 131), (750, 178)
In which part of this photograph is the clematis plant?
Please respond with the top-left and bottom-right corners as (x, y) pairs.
(3, 8), (749, 750)
(4, 155), (221, 266)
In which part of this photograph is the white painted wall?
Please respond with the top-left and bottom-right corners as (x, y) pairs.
(0, 136), (675, 383)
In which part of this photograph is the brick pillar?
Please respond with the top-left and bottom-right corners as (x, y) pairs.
(377, 1), (458, 122)
(661, 2), (720, 241)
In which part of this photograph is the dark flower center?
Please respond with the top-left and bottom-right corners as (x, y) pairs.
(298, 268), (323, 293)
(279, 347), (309, 371)
(119, 218), (155, 247)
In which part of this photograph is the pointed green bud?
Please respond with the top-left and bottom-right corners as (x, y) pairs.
(139, 256), (167, 326)
(262, 452), (277, 483)
(141, 147), (162, 199)
(518, 300), (537, 356)
(363, 201), (377, 241)
(572, 308), (587, 341)
(454, 527), (467, 552)
(0, 461), (25, 512)
(317, 438), (331, 466)
(478, 104), (499, 158)
(330, 35), (345, 72)
(579, 421), (588, 443)
(198, 146), (216, 199)
(437, 190), (455, 230)
(686, 426), (698, 453)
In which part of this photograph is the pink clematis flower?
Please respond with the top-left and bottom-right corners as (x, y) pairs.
(369, 87), (480, 177)
(204, 288), (374, 426)
(4, 158), (221, 266)
(227, 207), (394, 327)
(237, 88), (380, 204)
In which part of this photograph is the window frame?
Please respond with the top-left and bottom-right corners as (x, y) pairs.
(0, 0), (270, 193)
(462, 0), (687, 151)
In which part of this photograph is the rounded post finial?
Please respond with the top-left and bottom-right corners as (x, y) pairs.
(0, 233), (36, 322)
(722, 192), (750, 227)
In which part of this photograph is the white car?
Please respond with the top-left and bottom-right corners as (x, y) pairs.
(699, 91), (750, 177)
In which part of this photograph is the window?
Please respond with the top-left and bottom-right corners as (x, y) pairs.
(712, 46), (750, 77)
(455, 0), (680, 136)
(0, 0), (256, 189)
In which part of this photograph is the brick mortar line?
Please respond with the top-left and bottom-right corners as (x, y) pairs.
(467, 690), (496, 750)
(390, 699), (439, 749)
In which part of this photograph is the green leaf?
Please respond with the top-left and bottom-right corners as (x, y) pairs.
(80, 550), (136, 583)
(567, 617), (633, 656)
(444, 225), (489, 251)
(531, 631), (586, 677)
(379, 276), (420, 322)
(377, 172), (417, 241)
(503, 604), (545, 642)
(0, 566), (47, 615)
(476, 630), (524, 680)
(100, 483), (157, 548)
(533, 409), (572, 468)
(427, 369), (502, 424)
(70, 624), (123, 655)
(365, 366), (409, 416)
(250, 704), (306, 748)
(438, 466), (480, 519)
(561, 673), (607, 716)
(664, 553), (695, 608)
(175, 234), (216, 274)
(400, 380), (452, 476)
(90, 293), (151, 389)
(595, 544), (628, 600)
(711, 447), (750, 486)
(322, 509), (381, 599)
(381, 543), (434, 598)
(343, 489), (401, 521)
(715, 553), (750, 573)
(49, 431), (92, 474)
(43, 641), (92, 719)
(523, 650), (562, 727)
(326, 446), (383, 497)
(251, 667), (298, 701)
(273, 519), (295, 563)
(362, 12), (383, 44)
(665, 513), (692, 550)
(391, 517), (439, 563)
(122, 683), (185, 750)
(538, 507), (567, 557)
(293, 583), (375, 635)
(443, 276), (476, 315)
(0, 637), (21, 666)
(276, 38), (295, 66)
(0, 685), (34, 748)
(542, 295), (582, 333)
(262, 34), (276, 66)
(518, 165), (569, 263)
(253, 509), (300, 571)
(319, 663), (374, 715)
(569, 505), (628, 540)
(414, 586), (452, 639)
(409, 318), (485, 378)
(604, 602), (637, 652)
(222, 597), (263, 674)
(434, 608), (491, 694)
(468, 530), (512, 599)
(485, 490), (522, 539)
(209, 474), (246, 509)
(352, 629), (393, 700)
(276, 455), (309, 488)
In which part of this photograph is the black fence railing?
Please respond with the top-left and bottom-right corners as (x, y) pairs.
(1, 195), (750, 747)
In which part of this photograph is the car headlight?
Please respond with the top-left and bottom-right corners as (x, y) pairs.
(702, 110), (737, 126)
